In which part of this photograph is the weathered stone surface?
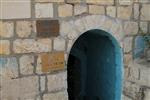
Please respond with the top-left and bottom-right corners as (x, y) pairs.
(123, 95), (132, 100)
(89, 5), (105, 15)
(1, 76), (39, 100)
(139, 0), (150, 3)
(36, 55), (43, 74)
(74, 4), (87, 15)
(16, 21), (33, 38)
(0, 21), (14, 38)
(58, 4), (73, 17)
(0, 40), (10, 55)
(35, 3), (53, 18)
(53, 37), (66, 51)
(13, 39), (52, 53)
(86, 0), (114, 5)
(0, 57), (18, 78)
(144, 89), (150, 100)
(66, 0), (82, 3)
(35, 0), (64, 3)
(140, 4), (150, 20)
(117, 6), (132, 20)
(123, 37), (133, 53)
(124, 21), (138, 35)
(119, 0), (133, 5)
(67, 40), (74, 52)
(43, 91), (68, 100)
(140, 22), (148, 33)
(19, 55), (34, 75)
(0, 0), (31, 19)
(40, 76), (46, 92)
(134, 3), (139, 20)
(47, 72), (67, 92)
(124, 54), (132, 66)
(106, 6), (116, 17)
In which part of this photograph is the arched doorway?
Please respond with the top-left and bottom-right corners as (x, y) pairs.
(67, 29), (123, 100)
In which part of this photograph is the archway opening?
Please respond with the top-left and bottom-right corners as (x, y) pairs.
(67, 29), (123, 100)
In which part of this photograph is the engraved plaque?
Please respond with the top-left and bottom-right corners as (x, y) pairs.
(41, 52), (65, 72)
(36, 20), (59, 38)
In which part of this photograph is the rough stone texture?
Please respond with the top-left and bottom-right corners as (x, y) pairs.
(0, 21), (14, 38)
(0, 0), (31, 19)
(43, 91), (68, 100)
(123, 37), (133, 53)
(58, 4), (73, 17)
(134, 3), (139, 20)
(35, 0), (64, 3)
(89, 5), (105, 15)
(140, 22), (148, 33)
(123, 95), (132, 100)
(1, 76), (39, 100)
(16, 21), (33, 38)
(124, 21), (138, 35)
(0, 40), (10, 55)
(74, 4), (87, 15)
(13, 39), (52, 53)
(144, 89), (150, 100)
(140, 4), (150, 21)
(53, 37), (66, 51)
(124, 54), (132, 66)
(35, 3), (53, 18)
(36, 55), (43, 74)
(0, 57), (18, 79)
(106, 6), (116, 17)
(47, 72), (67, 92)
(19, 55), (34, 75)
(119, 0), (133, 5)
(40, 76), (46, 92)
(66, 0), (82, 3)
(117, 6), (132, 20)
(86, 0), (114, 5)
(67, 40), (74, 52)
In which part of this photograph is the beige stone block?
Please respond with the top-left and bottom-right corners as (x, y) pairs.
(140, 4), (150, 21)
(86, 0), (114, 5)
(0, 57), (18, 79)
(53, 37), (66, 51)
(124, 21), (138, 35)
(35, 3), (53, 18)
(106, 6), (116, 17)
(74, 4), (87, 15)
(13, 39), (52, 53)
(16, 21), (33, 38)
(35, 0), (64, 3)
(58, 4), (73, 17)
(134, 3), (139, 20)
(140, 22), (148, 33)
(117, 6), (132, 20)
(0, 0), (31, 19)
(1, 76), (39, 100)
(40, 76), (46, 92)
(139, 0), (150, 3)
(47, 72), (67, 92)
(89, 5), (105, 15)
(123, 37), (133, 53)
(43, 91), (68, 100)
(123, 95), (132, 100)
(66, 0), (82, 3)
(20, 55), (34, 75)
(119, 0), (133, 5)
(0, 21), (14, 38)
(144, 89), (150, 100)
(124, 54), (132, 66)
(0, 40), (10, 55)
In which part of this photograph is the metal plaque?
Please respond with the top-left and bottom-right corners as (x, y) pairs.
(41, 52), (65, 72)
(36, 20), (59, 38)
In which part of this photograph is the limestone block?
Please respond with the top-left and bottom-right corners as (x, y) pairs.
(19, 55), (34, 75)
(13, 39), (52, 53)
(106, 6), (116, 17)
(47, 72), (67, 92)
(0, 40), (10, 55)
(119, 0), (133, 5)
(66, 0), (82, 3)
(0, 21), (14, 38)
(123, 37), (133, 53)
(117, 6), (132, 20)
(144, 89), (150, 100)
(74, 4), (87, 15)
(40, 76), (46, 92)
(35, 0), (64, 3)
(58, 4), (73, 17)
(86, 0), (114, 5)
(124, 21), (138, 35)
(140, 4), (150, 20)
(53, 37), (66, 51)
(134, 3), (139, 20)
(140, 22), (148, 33)
(35, 3), (53, 18)
(89, 5), (105, 15)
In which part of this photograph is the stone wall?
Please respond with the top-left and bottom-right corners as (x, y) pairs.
(0, 0), (150, 100)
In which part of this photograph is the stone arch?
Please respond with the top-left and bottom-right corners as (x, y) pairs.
(67, 29), (123, 100)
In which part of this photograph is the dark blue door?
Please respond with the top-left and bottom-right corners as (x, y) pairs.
(67, 29), (123, 100)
